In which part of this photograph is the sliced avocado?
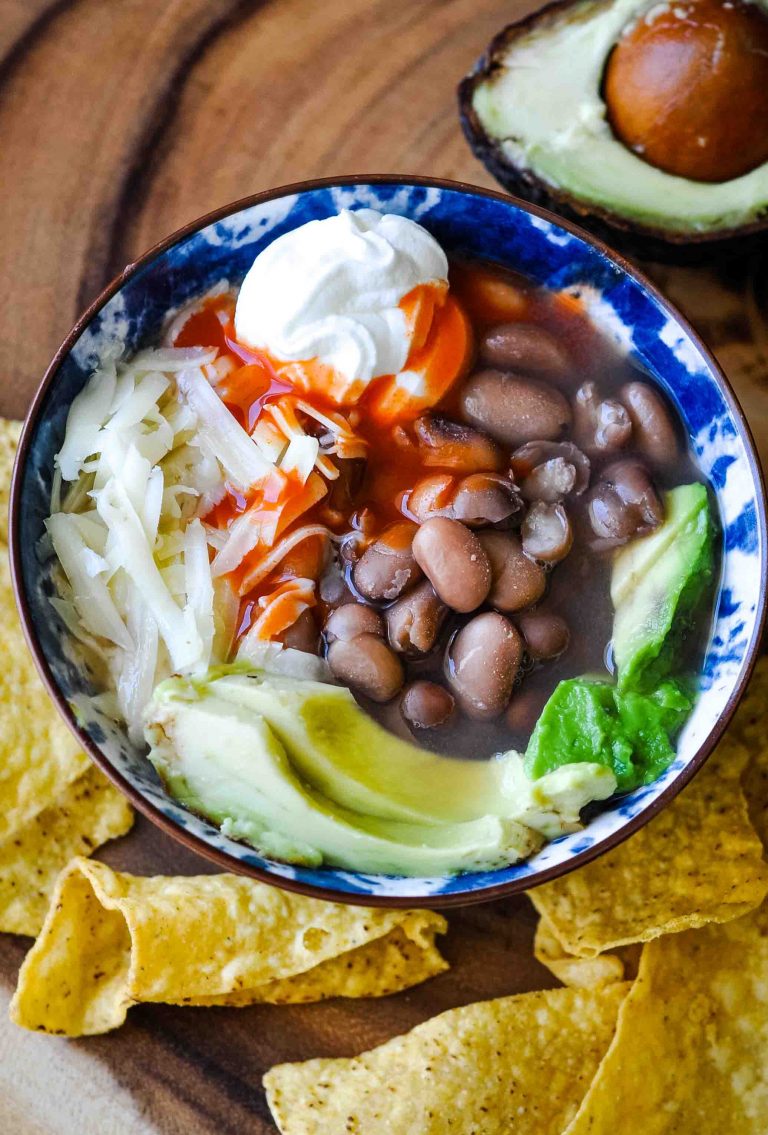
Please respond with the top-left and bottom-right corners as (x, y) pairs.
(146, 675), (619, 875)
(458, 0), (768, 260)
(147, 684), (543, 875)
(525, 677), (692, 792)
(196, 671), (523, 826)
(611, 483), (714, 692)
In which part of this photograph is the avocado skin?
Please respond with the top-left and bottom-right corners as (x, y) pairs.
(457, 0), (768, 265)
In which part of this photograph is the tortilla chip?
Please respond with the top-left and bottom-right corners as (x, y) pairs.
(264, 982), (629, 1135)
(0, 417), (21, 544)
(732, 656), (768, 749)
(189, 923), (446, 1007)
(563, 900), (768, 1134)
(10, 858), (448, 1035)
(732, 658), (768, 849)
(534, 915), (640, 989)
(0, 551), (89, 842)
(0, 765), (133, 936)
(528, 732), (768, 956)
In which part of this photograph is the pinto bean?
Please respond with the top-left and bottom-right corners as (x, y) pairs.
(325, 603), (384, 645)
(407, 473), (522, 528)
(450, 473), (523, 527)
(512, 441), (591, 499)
(327, 634), (404, 703)
(478, 530), (547, 613)
(414, 414), (504, 472)
(281, 609), (321, 655)
(410, 519), (487, 617)
(352, 521), (422, 602)
(587, 459), (665, 546)
(385, 580), (447, 655)
(505, 687), (546, 735)
(517, 612), (570, 661)
(521, 503), (573, 564)
(461, 370), (572, 447)
(401, 681), (455, 730)
(412, 518), (492, 613)
(446, 612), (523, 720)
(479, 323), (571, 379)
(619, 381), (679, 468)
(572, 381), (632, 456)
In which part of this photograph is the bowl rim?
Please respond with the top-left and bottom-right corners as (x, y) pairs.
(10, 173), (768, 908)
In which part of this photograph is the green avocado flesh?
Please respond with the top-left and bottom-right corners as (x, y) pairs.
(526, 484), (713, 792)
(146, 673), (616, 876)
(471, 0), (768, 233)
(611, 483), (714, 692)
(525, 679), (693, 792)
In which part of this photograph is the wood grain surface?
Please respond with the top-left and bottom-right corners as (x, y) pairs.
(1, 2), (766, 1132)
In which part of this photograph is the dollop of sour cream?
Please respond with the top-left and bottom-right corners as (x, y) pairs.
(234, 209), (449, 404)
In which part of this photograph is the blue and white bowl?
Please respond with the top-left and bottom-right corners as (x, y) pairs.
(11, 177), (767, 907)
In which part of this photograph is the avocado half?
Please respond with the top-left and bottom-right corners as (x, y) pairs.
(458, 0), (768, 263)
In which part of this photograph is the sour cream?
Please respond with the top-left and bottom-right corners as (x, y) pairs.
(234, 209), (449, 404)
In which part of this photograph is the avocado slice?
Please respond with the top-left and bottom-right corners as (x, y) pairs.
(147, 690), (543, 875)
(611, 483), (714, 692)
(200, 671), (523, 826)
(458, 0), (768, 261)
(146, 674), (617, 874)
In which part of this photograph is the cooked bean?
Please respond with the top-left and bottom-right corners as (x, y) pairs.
(587, 459), (664, 545)
(408, 472), (522, 528)
(385, 580), (447, 655)
(619, 381), (679, 467)
(521, 502), (573, 563)
(414, 414), (504, 472)
(446, 612), (523, 720)
(327, 634), (404, 703)
(325, 603), (384, 645)
(517, 612), (570, 660)
(512, 441), (591, 498)
(573, 381), (632, 455)
(505, 687), (545, 735)
(401, 681), (455, 730)
(451, 473), (523, 527)
(281, 609), (320, 655)
(353, 521), (422, 601)
(412, 518), (492, 613)
(479, 530), (546, 612)
(479, 322), (571, 379)
(406, 474), (457, 523)
(461, 370), (572, 447)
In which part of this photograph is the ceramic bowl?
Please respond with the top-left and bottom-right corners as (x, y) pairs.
(11, 177), (767, 907)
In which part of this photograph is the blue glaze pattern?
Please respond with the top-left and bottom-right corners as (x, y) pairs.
(16, 181), (766, 901)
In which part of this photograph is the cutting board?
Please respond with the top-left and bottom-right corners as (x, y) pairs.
(1, 2), (766, 1131)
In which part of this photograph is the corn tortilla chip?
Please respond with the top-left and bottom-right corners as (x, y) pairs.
(0, 417), (21, 544)
(10, 858), (447, 1036)
(563, 900), (768, 1134)
(732, 658), (768, 848)
(264, 982), (629, 1135)
(0, 551), (88, 842)
(188, 923), (446, 1007)
(534, 915), (640, 989)
(0, 765), (133, 936)
(528, 732), (768, 956)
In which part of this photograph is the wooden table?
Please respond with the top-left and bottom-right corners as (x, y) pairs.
(1, 2), (766, 1131)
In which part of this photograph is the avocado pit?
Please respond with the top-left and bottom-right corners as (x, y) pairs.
(604, 0), (768, 183)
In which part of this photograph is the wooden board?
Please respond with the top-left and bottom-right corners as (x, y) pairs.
(0, 1), (766, 1131)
